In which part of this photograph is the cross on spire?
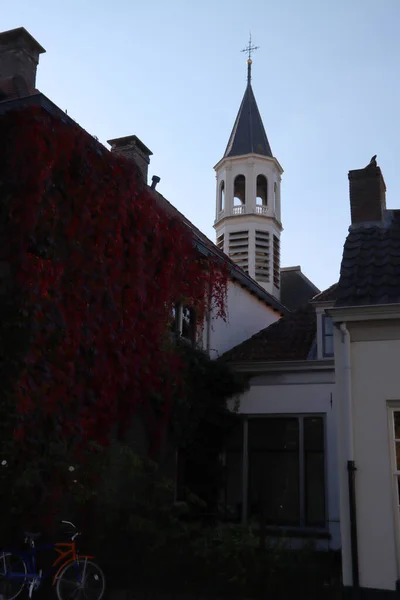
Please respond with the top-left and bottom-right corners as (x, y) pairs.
(241, 33), (259, 84)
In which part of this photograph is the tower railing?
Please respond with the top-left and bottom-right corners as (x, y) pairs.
(255, 205), (268, 215)
(233, 205), (245, 215)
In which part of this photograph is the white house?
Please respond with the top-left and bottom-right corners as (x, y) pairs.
(220, 284), (340, 550)
(330, 158), (400, 597)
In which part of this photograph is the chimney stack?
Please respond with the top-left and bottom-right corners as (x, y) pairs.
(348, 159), (386, 225)
(107, 135), (153, 184)
(0, 27), (45, 97)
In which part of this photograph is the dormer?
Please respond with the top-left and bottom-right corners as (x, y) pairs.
(310, 284), (339, 360)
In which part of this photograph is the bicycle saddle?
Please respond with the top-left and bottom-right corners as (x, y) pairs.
(24, 532), (41, 540)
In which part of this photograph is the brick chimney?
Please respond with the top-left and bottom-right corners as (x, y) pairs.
(0, 27), (45, 97)
(348, 160), (386, 224)
(107, 135), (153, 184)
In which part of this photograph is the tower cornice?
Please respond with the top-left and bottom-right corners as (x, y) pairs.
(214, 152), (283, 174)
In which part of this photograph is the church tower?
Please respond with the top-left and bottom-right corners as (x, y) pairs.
(214, 41), (283, 298)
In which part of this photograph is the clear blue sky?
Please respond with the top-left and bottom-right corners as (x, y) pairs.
(4, 0), (400, 291)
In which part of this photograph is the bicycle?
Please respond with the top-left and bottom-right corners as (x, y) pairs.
(0, 520), (105, 600)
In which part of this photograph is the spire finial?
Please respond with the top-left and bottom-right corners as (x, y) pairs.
(241, 32), (259, 84)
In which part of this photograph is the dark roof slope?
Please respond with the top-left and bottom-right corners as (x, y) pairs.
(224, 83), (272, 158)
(280, 266), (320, 311)
(312, 283), (338, 303)
(221, 303), (316, 363)
(336, 210), (400, 307)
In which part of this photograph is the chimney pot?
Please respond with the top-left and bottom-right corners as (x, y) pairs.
(0, 27), (45, 96)
(151, 175), (161, 190)
(348, 160), (386, 225)
(107, 135), (152, 184)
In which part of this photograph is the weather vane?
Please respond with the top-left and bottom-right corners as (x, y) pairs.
(241, 33), (259, 62)
(241, 33), (259, 83)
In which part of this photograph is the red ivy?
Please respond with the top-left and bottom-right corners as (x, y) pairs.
(0, 106), (227, 455)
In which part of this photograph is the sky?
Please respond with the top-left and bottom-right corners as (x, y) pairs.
(3, 0), (400, 291)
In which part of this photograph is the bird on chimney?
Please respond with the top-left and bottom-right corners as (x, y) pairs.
(368, 155), (377, 167)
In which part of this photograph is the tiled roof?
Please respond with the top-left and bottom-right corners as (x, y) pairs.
(312, 283), (339, 303)
(280, 266), (320, 311)
(224, 83), (272, 158)
(336, 210), (400, 307)
(220, 303), (316, 363)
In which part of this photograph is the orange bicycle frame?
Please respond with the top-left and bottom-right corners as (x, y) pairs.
(51, 542), (94, 585)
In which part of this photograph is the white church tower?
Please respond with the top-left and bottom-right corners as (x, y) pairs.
(214, 41), (283, 298)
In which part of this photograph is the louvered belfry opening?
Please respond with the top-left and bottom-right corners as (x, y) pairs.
(229, 230), (249, 273)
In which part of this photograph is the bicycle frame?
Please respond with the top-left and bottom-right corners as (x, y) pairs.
(2, 541), (94, 587)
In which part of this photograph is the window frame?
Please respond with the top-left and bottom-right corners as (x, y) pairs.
(322, 314), (334, 358)
(237, 413), (327, 531)
(170, 302), (197, 346)
(387, 404), (400, 576)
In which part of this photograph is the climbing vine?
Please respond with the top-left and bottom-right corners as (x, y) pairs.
(0, 105), (228, 462)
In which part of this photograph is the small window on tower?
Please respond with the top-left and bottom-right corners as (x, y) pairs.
(234, 175), (246, 206)
(274, 182), (277, 209)
(256, 175), (268, 205)
(219, 181), (225, 212)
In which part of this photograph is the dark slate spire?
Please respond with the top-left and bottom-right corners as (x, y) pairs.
(224, 41), (272, 159)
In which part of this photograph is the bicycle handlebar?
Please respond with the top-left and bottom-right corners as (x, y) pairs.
(61, 520), (81, 541)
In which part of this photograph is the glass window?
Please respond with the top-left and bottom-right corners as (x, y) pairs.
(226, 416), (326, 528)
(181, 305), (196, 343)
(322, 315), (334, 357)
(304, 417), (326, 526)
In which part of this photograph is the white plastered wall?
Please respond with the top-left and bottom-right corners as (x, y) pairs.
(334, 320), (400, 591)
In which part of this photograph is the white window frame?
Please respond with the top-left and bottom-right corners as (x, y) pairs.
(387, 404), (400, 576)
(170, 303), (197, 345)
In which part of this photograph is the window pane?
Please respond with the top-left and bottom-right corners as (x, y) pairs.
(394, 412), (400, 439)
(248, 450), (300, 525)
(181, 306), (195, 341)
(323, 335), (334, 357)
(304, 417), (324, 452)
(248, 418), (299, 452)
(224, 451), (243, 522)
(304, 417), (326, 526)
(396, 442), (400, 471)
(223, 422), (244, 522)
(323, 315), (333, 335)
(305, 453), (325, 526)
(248, 418), (300, 525)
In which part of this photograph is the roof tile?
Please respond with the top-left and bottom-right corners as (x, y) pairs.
(336, 210), (400, 306)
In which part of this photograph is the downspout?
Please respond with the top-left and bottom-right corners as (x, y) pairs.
(206, 279), (212, 355)
(340, 322), (360, 590)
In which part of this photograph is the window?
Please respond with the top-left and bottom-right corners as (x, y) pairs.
(256, 175), (268, 206)
(234, 175), (246, 207)
(219, 181), (225, 212)
(390, 408), (400, 550)
(170, 303), (196, 344)
(322, 315), (334, 357)
(247, 416), (326, 527)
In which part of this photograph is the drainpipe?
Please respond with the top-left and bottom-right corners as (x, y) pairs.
(206, 280), (212, 355)
(340, 322), (360, 590)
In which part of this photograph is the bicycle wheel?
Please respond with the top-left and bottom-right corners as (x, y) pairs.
(56, 558), (105, 600)
(0, 552), (27, 600)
